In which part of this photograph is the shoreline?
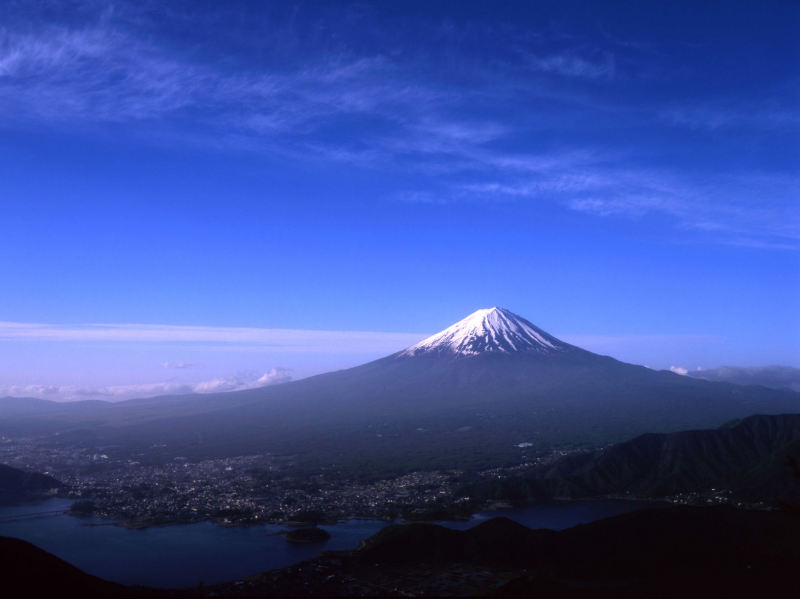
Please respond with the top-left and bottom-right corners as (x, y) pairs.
(70, 496), (683, 531)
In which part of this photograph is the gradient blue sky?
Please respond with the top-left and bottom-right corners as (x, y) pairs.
(1, 1), (798, 400)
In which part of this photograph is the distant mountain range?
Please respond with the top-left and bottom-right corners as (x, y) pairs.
(688, 365), (800, 392)
(2, 308), (798, 472)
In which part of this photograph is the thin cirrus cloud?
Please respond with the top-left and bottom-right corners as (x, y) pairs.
(526, 52), (615, 80)
(455, 165), (800, 250)
(0, 4), (795, 250)
(0, 321), (428, 354)
(0, 23), (436, 148)
(660, 102), (800, 131)
(0, 13), (638, 174)
(0, 321), (722, 362)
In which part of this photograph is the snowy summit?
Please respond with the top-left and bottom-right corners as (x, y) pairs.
(400, 307), (571, 357)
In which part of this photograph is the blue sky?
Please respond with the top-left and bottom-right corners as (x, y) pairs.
(1, 1), (798, 400)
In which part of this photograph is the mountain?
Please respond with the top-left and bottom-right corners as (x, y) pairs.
(0, 464), (63, 505)
(465, 413), (800, 505)
(688, 365), (800, 392)
(2, 308), (799, 472)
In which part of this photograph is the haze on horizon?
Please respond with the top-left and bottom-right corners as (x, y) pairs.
(1, 1), (798, 401)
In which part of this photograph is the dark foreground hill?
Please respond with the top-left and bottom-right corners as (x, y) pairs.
(466, 413), (800, 505)
(0, 536), (166, 598)
(208, 506), (800, 597)
(2, 309), (798, 474)
(0, 464), (63, 505)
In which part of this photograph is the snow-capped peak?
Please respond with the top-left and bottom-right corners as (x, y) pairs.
(399, 307), (570, 357)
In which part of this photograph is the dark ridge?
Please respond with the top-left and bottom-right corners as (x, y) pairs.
(354, 506), (800, 574)
(462, 413), (800, 506)
(355, 503), (800, 579)
(207, 506), (800, 597)
(350, 515), (565, 569)
(536, 413), (800, 501)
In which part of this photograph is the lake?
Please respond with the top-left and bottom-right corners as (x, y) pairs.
(0, 498), (662, 588)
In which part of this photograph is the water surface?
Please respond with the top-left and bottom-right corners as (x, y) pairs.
(0, 498), (661, 588)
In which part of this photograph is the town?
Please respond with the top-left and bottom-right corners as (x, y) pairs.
(0, 436), (757, 529)
(0, 436), (588, 527)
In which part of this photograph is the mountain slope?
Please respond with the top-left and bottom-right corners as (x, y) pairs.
(464, 413), (800, 505)
(535, 413), (800, 501)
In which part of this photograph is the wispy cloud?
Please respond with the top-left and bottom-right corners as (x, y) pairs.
(0, 3), (794, 251)
(0, 321), (427, 354)
(0, 24), (200, 121)
(449, 160), (800, 249)
(160, 361), (192, 369)
(0, 368), (292, 402)
(0, 7), (608, 164)
(0, 17), (450, 160)
(661, 102), (800, 131)
(527, 51), (615, 80)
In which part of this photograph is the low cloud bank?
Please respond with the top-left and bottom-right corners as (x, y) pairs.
(687, 365), (800, 392)
(0, 368), (292, 402)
